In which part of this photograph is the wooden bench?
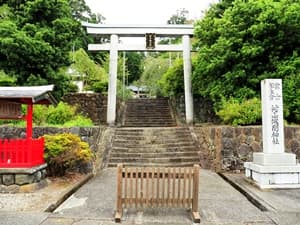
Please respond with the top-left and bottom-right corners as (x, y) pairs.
(115, 163), (200, 223)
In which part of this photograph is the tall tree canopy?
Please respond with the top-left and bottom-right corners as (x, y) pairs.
(193, 0), (300, 122)
(0, 0), (84, 98)
(125, 52), (144, 84)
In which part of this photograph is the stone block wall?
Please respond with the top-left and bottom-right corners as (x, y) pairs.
(170, 95), (220, 124)
(194, 126), (300, 171)
(0, 126), (105, 153)
(62, 93), (124, 125)
(62, 93), (107, 125)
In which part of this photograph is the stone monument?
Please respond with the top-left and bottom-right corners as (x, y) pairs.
(244, 79), (300, 188)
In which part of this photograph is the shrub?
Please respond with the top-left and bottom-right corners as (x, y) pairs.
(32, 102), (93, 127)
(44, 133), (93, 176)
(46, 102), (77, 125)
(33, 105), (49, 126)
(216, 97), (262, 126)
(63, 115), (93, 127)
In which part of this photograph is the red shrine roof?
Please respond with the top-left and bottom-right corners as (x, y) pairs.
(0, 85), (57, 105)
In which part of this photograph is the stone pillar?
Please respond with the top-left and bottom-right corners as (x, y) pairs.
(244, 79), (300, 189)
(261, 79), (285, 153)
(254, 79), (295, 165)
(107, 34), (118, 125)
(182, 35), (194, 125)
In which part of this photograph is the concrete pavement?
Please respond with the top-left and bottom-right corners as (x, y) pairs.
(1, 168), (300, 225)
(222, 173), (300, 225)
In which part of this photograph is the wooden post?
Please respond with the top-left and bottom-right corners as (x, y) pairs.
(191, 164), (200, 223)
(115, 163), (123, 222)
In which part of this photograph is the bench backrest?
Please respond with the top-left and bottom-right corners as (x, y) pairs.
(115, 163), (200, 223)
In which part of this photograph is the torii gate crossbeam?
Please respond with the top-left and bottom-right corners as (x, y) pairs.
(83, 23), (194, 126)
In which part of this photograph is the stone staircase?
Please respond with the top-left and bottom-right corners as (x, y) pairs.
(123, 98), (176, 127)
(107, 127), (200, 167)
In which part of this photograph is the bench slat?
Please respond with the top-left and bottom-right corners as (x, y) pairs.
(115, 164), (200, 223)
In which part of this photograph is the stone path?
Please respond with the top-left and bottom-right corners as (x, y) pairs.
(50, 168), (274, 225)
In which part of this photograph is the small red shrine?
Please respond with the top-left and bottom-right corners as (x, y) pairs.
(0, 85), (57, 168)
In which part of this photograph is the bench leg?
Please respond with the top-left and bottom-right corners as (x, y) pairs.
(115, 164), (123, 223)
(115, 210), (123, 223)
(191, 211), (201, 223)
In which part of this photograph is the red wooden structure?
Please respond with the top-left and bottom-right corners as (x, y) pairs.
(0, 85), (56, 168)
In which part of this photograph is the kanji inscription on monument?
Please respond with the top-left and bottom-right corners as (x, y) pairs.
(261, 79), (284, 153)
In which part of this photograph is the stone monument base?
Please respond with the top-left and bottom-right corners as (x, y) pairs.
(244, 153), (300, 189)
(0, 163), (48, 193)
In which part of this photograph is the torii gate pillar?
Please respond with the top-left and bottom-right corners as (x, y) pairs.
(107, 34), (119, 126)
(183, 35), (193, 125)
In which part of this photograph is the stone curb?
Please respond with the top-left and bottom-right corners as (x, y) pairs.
(44, 173), (94, 213)
(218, 172), (270, 212)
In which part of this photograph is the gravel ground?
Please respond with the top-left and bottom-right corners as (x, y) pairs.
(0, 174), (86, 212)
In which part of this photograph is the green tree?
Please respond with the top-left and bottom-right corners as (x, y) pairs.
(167, 8), (190, 25)
(68, 0), (105, 23)
(139, 56), (169, 97)
(69, 48), (108, 92)
(159, 58), (184, 96)
(193, 0), (300, 123)
(125, 52), (144, 83)
(0, 0), (82, 98)
(0, 70), (16, 86)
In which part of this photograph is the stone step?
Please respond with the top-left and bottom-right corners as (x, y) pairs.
(114, 131), (189, 136)
(113, 136), (193, 143)
(123, 124), (176, 127)
(125, 119), (175, 125)
(125, 107), (170, 110)
(124, 119), (174, 122)
(112, 141), (195, 148)
(114, 134), (192, 140)
(123, 98), (176, 127)
(125, 115), (173, 119)
(108, 156), (199, 164)
(113, 138), (194, 145)
(111, 146), (197, 153)
(114, 128), (190, 134)
(113, 134), (191, 140)
(110, 152), (199, 158)
(126, 100), (169, 104)
(107, 162), (200, 168)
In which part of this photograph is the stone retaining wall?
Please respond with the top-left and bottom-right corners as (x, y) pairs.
(170, 95), (220, 124)
(62, 93), (124, 125)
(0, 126), (104, 153)
(62, 93), (107, 125)
(193, 126), (300, 171)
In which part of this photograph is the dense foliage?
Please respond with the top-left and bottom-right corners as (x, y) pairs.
(0, 0), (100, 99)
(193, 0), (300, 123)
(33, 102), (93, 127)
(44, 133), (93, 176)
(69, 48), (108, 92)
(139, 56), (169, 97)
(159, 58), (184, 97)
(216, 97), (262, 126)
(125, 52), (144, 84)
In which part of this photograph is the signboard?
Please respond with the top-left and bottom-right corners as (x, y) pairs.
(0, 101), (22, 119)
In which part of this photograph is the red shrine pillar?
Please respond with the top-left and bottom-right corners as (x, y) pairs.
(26, 104), (33, 139)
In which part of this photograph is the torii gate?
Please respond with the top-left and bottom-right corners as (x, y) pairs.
(82, 23), (194, 126)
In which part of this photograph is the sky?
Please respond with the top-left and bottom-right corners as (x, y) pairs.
(85, 0), (219, 25)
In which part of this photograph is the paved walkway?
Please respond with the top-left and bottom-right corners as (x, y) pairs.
(222, 173), (300, 225)
(1, 168), (280, 225)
